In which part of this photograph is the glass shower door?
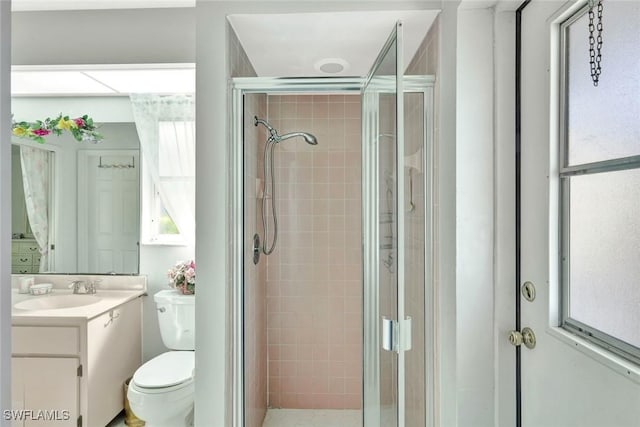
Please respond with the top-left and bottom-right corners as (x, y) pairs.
(362, 21), (405, 427)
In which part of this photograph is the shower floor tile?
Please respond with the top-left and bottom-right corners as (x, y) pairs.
(262, 409), (361, 427)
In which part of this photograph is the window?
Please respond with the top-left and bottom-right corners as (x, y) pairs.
(132, 94), (195, 246)
(559, 1), (640, 364)
(141, 167), (182, 244)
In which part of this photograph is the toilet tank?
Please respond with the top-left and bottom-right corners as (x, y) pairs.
(154, 289), (195, 350)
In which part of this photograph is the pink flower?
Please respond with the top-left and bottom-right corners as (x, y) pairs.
(32, 128), (51, 136)
(74, 118), (85, 127)
(167, 260), (196, 290)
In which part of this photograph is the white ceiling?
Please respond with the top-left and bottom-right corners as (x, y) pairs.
(11, 0), (194, 12)
(228, 10), (440, 77)
(11, 65), (195, 96)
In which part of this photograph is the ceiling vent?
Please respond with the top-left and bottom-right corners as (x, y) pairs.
(314, 58), (350, 74)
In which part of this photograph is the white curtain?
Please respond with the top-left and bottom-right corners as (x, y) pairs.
(130, 94), (195, 243)
(20, 146), (50, 271)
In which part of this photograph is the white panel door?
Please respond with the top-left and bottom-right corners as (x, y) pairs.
(78, 150), (139, 274)
(519, 2), (640, 426)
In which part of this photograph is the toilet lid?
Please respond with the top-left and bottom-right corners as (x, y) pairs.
(133, 351), (194, 389)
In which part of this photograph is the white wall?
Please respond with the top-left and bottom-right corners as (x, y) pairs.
(437, 2), (460, 425)
(0, 2), (11, 422)
(12, 97), (135, 123)
(456, 8), (495, 427)
(456, 6), (520, 426)
(493, 9), (517, 427)
(12, 8), (195, 65)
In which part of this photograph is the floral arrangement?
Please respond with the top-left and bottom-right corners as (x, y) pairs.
(167, 260), (196, 295)
(12, 114), (103, 144)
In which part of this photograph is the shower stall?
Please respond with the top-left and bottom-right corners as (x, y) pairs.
(230, 23), (436, 427)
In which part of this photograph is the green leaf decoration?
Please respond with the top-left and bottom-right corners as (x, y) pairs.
(11, 113), (104, 144)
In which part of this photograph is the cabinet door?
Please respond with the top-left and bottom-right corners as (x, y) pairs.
(87, 299), (141, 427)
(11, 358), (25, 427)
(12, 357), (79, 427)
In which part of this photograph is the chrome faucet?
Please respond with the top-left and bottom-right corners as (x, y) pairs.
(86, 279), (100, 294)
(69, 280), (85, 294)
(68, 279), (100, 294)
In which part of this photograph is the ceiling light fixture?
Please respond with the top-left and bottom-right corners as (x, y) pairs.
(314, 58), (350, 75)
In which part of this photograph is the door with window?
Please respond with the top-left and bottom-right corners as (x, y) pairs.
(519, 1), (640, 425)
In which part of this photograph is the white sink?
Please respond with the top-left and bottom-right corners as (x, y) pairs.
(14, 294), (102, 311)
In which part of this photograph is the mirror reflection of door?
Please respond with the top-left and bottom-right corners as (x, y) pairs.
(77, 150), (140, 274)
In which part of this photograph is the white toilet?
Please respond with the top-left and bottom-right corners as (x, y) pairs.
(128, 289), (195, 427)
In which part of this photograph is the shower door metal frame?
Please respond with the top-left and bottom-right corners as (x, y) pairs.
(229, 76), (435, 427)
(361, 76), (436, 427)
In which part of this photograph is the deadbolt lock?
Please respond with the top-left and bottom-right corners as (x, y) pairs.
(521, 281), (536, 302)
(508, 327), (536, 349)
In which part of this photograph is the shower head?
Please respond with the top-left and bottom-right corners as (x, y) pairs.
(278, 131), (318, 145)
(303, 133), (318, 145)
(254, 116), (318, 145)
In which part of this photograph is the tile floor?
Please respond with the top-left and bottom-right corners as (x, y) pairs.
(262, 409), (361, 427)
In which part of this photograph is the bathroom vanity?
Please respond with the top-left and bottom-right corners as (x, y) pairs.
(11, 276), (146, 427)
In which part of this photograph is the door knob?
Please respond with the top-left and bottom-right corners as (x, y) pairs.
(508, 327), (536, 349)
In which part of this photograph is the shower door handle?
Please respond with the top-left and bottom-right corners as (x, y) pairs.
(382, 316), (412, 353)
(382, 317), (397, 352)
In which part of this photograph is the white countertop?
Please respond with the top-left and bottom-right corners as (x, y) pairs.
(12, 288), (146, 323)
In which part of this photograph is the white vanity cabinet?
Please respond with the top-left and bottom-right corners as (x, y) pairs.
(11, 357), (79, 427)
(12, 297), (142, 427)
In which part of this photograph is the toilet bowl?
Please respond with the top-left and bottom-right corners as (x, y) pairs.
(128, 290), (195, 427)
(128, 351), (194, 427)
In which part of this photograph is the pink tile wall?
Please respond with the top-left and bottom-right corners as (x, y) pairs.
(377, 94), (398, 411)
(404, 92), (427, 427)
(244, 93), (268, 427)
(265, 95), (362, 410)
(406, 19), (439, 427)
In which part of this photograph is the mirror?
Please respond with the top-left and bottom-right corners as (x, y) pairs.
(11, 111), (141, 275)
(10, 64), (196, 275)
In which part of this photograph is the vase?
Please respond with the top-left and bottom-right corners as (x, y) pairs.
(178, 284), (195, 295)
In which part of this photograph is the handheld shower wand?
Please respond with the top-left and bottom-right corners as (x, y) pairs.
(253, 116), (318, 262)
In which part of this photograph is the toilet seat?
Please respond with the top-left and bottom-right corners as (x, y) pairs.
(132, 351), (194, 391)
